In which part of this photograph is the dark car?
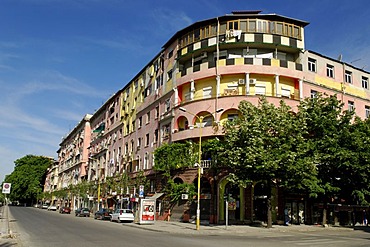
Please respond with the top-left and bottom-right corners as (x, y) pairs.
(75, 207), (90, 217)
(59, 206), (71, 214)
(94, 208), (113, 220)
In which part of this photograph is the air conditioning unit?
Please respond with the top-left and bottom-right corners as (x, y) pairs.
(238, 79), (245, 85)
(249, 79), (256, 85)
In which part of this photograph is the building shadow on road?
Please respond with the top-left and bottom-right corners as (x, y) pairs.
(353, 226), (370, 233)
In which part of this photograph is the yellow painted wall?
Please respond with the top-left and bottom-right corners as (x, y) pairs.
(220, 75), (244, 96)
(315, 75), (342, 91)
(345, 85), (367, 98)
(193, 77), (217, 99)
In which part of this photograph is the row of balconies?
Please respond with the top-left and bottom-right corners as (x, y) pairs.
(179, 57), (302, 77)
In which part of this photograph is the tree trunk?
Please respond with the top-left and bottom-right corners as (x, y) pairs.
(267, 195), (273, 228)
(266, 182), (273, 228)
(322, 207), (327, 225)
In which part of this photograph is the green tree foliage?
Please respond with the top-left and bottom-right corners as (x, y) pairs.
(4, 155), (51, 204)
(154, 142), (198, 202)
(153, 142), (197, 172)
(222, 97), (320, 227)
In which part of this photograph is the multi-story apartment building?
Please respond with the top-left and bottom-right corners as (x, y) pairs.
(87, 90), (124, 210)
(55, 10), (370, 225)
(56, 114), (92, 209)
(43, 159), (58, 205)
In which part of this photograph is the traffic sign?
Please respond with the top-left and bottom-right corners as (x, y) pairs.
(2, 183), (11, 194)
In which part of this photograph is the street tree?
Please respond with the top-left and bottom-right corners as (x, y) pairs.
(297, 94), (355, 224)
(222, 97), (320, 228)
(4, 155), (51, 205)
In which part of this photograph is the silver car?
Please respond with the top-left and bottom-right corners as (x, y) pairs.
(110, 209), (134, 223)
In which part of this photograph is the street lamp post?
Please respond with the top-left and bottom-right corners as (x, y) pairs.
(179, 107), (223, 230)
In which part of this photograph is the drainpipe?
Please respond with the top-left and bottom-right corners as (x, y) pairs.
(245, 72), (250, 95)
(275, 75), (280, 97)
(215, 17), (220, 120)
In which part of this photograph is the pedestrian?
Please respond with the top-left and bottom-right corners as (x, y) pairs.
(284, 207), (290, 226)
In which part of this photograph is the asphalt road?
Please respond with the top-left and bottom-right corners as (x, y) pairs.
(4, 206), (370, 247)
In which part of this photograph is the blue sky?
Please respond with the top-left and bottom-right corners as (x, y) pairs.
(1, 0), (369, 183)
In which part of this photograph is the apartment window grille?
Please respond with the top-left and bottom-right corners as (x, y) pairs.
(326, 64), (334, 78)
(308, 58), (316, 72)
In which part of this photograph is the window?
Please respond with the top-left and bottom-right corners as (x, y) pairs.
(167, 69), (173, 81)
(311, 90), (318, 99)
(125, 143), (129, 155)
(130, 140), (134, 152)
(348, 101), (354, 112)
(134, 80), (138, 89)
(146, 112), (150, 123)
(227, 114), (239, 121)
(366, 106), (370, 119)
(143, 153), (149, 170)
(308, 58), (316, 72)
(227, 20), (239, 30)
(145, 134), (150, 146)
(203, 87), (212, 99)
(326, 64), (334, 78)
(154, 129), (158, 143)
(155, 106), (159, 119)
(138, 116), (142, 128)
(150, 180), (156, 193)
(165, 99), (170, 112)
(281, 87), (291, 98)
(255, 85), (266, 95)
(362, 77), (369, 89)
(137, 138), (141, 149)
(345, 70), (352, 84)
(168, 50), (173, 59)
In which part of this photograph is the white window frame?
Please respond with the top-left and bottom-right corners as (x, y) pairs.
(326, 64), (334, 78)
(308, 58), (316, 72)
(348, 101), (355, 112)
(345, 70), (352, 84)
(362, 77), (369, 90)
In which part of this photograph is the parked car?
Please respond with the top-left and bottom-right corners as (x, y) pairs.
(110, 208), (134, 223)
(41, 204), (49, 209)
(75, 207), (90, 217)
(94, 208), (113, 220)
(59, 206), (71, 214)
(47, 205), (57, 211)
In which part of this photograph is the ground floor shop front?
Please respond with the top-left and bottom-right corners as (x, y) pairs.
(171, 171), (367, 226)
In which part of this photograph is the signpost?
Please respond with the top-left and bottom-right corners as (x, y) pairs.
(2, 183), (11, 194)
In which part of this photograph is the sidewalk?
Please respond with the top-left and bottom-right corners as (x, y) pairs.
(123, 219), (355, 236)
(0, 205), (10, 238)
